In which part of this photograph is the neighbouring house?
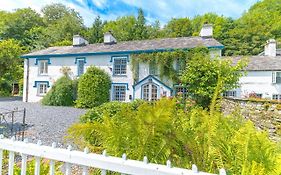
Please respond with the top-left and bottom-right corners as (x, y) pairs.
(21, 24), (223, 102)
(225, 39), (281, 100)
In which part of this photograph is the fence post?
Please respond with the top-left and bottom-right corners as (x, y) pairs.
(82, 147), (89, 175)
(21, 138), (28, 175)
(34, 140), (42, 175)
(8, 137), (15, 175)
(121, 154), (127, 175)
(192, 164), (198, 173)
(65, 145), (72, 175)
(49, 142), (56, 175)
(219, 169), (227, 175)
(0, 135), (4, 175)
(22, 108), (26, 141)
(101, 150), (107, 175)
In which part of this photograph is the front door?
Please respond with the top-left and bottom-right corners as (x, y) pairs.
(142, 83), (158, 101)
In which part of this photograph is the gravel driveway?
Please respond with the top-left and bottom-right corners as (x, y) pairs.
(0, 97), (86, 147)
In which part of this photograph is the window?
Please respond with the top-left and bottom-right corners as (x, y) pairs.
(255, 93), (263, 98)
(272, 72), (281, 83)
(149, 62), (158, 75)
(113, 57), (127, 75)
(142, 82), (158, 101)
(175, 86), (188, 96)
(223, 91), (237, 97)
(112, 85), (126, 101)
(77, 59), (85, 76)
(272, 94), (281, 100)
(37, 83), (48, 96)
(38, 60), (48, 75)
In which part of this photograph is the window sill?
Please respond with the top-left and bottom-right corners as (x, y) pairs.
(37, 94), (46, 97)
(112, 75), (127, 77)
(38, 74), (49, 76)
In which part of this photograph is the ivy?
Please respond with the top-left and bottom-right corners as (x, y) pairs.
(130, 47), (209, 83)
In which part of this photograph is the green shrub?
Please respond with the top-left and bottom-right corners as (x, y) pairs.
(68, 98), (281, 174)
(80, 100), (146, 123)
(42, 76), (77, 106)
(76, 66), (111, 108)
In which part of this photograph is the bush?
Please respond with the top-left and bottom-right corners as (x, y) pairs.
(42, 76), (77, 106)
(80, 100), (146, 123)
(68, 98), (281, 174)
(76, 66), (111, 108)
(0, 80), (11, 97)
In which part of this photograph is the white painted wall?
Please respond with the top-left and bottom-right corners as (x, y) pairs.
(25, 55), (134, 102)
(235, 71), (281, 99)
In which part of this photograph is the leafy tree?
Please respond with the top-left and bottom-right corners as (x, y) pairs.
(103, 16), (137, 41)
(1, 8), (43, 42)
(180, 49), (247, 107)
(42, 3), (82, 24)
(224, 0), (281, 55)
(147, 20), (164, 39)
(0, 39), (23, 96)
(134, 8), (148, 40)
(41, 3), (85, 46)
(164, 18), (193, 37)
(76, 66), (111, 108)
(86, 16), (104, 43)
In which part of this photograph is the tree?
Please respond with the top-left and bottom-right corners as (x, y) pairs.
(134, 8), (148, 40)
(0, 40), (23, 96)
(41, 3), (85, 46)
(86, 16), (104, 43)
(103, 16), (137, 41)
(164, 18), (193, 37)
(76, 66), (111, 108)
(180, 49), (247, 107)
(1, 8), (44, 42)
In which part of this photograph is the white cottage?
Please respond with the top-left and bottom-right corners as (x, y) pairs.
(225, 39), (281, 100)
(21, 24), (223, 102)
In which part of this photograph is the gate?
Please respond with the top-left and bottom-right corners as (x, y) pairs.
(0, 107), (26, 140)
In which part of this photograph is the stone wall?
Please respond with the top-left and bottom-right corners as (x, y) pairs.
(222, 98), (281, 141)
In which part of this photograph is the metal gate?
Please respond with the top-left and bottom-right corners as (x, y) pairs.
(0, 107), (26, 140)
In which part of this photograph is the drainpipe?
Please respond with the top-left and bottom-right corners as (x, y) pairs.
(25, 58), (29, 102)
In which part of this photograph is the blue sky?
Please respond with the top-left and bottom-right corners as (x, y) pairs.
(0, 0), (259, 26)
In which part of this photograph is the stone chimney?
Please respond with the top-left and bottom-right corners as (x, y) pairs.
(73, 35), (88, 46)
(104, 31), (117, 44)
(199, 24), (213, 38)
(264, 39), (277, 57)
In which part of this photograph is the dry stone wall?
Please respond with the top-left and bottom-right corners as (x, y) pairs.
(222, 98), (281, 141)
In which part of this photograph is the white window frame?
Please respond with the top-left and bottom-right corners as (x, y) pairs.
(272, 71), (281, 84)
(112, 85), (126, 101)
(223, 91), (237, 97)
(272, 94), (281, 100)
(77, 58), (85, 76)
(37, 83), (48, 96)
(142, 83), (159, 101)
(113, 57), (127, 76)
(38, 60), (48, 75)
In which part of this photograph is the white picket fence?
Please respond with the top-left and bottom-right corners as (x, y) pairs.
(0, 136), (226, 175)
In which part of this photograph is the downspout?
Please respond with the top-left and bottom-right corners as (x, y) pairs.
(25, 58), (29, 102)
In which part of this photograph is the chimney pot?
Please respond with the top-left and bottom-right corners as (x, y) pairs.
(73, 35), (88, 46)
(104, 31), (117, 44)
(264, 39), (277, 57)
(199, 24), (213, 38)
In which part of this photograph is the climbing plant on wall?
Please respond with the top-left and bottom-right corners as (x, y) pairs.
(130, 47), (209, 83)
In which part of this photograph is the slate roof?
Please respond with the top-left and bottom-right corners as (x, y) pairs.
(229, 56), (281, 71)
(22, 36), (223, 58)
